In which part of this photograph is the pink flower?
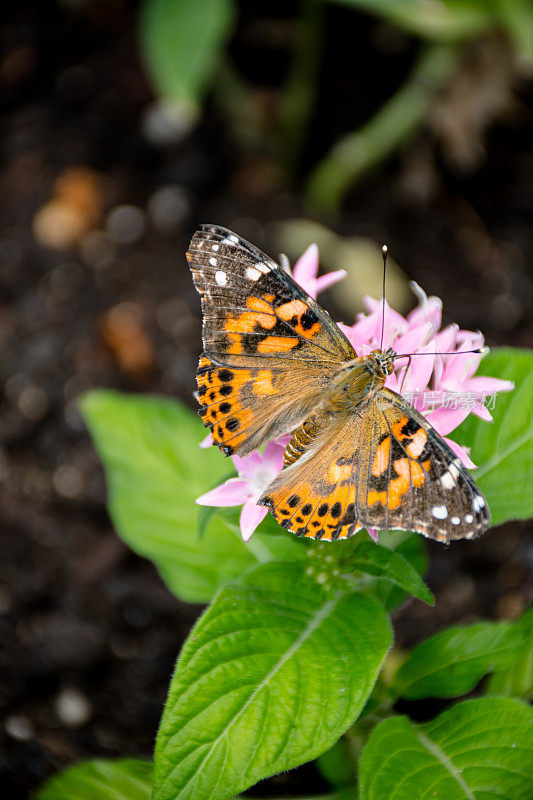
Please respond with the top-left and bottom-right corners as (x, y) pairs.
(291, 244), (346, 299)
(340, 282), (513, 468)
(198, 251), (514, 543)
(196, 441), (286, 541)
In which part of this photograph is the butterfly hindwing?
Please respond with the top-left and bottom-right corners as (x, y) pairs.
(259, 389), (489, 543)
(359, 389), (490, 541)
(197, 354), (330, 456)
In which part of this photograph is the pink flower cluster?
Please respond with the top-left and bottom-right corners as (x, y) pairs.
(197, 245), (513, 542)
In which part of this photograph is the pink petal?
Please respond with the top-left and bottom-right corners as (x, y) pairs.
(408, 291), (442, 331)
(367, 527), (379, 542)
(348, 311), (381, 347)
(403, 342), (435, 393)
(314, 269), (346, 296)
(199, 432), (213, 449)
(441, 343), (480, 390)
(443, 437), (477, 469)
(393, 324), (432, 357)
(465, 376), (514, 395)
(425, 405), (471, 436)
(262, 440), (285, 472)
(240, 500), (268, 542)
(472, 401), (493, 422)
(233, 450), (263, 480)
(292, 244), (319, 287)
(195, 478), (249, 507)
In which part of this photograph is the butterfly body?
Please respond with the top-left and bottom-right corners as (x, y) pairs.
(188, 224), (490, 544)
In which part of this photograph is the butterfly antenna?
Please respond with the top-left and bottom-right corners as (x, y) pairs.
(379, 245), (388, 352)
(395, 347), (487, 358)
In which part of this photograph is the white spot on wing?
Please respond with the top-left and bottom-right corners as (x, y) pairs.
(464, 513), (474, 524)
(431, 505), (448, 520)
(472, 495), (485, 511)
(212, 244), (219, 251)
(245, 266), (261, 281)
(451, 516), (460, 525)
(215, 270), (227, 286)
(440, 471), (455, 490)
(222, 234), (239, 245)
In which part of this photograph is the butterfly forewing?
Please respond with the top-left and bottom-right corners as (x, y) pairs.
(188, 224), (355, 369)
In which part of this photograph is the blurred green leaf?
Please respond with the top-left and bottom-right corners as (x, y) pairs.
(139, 0), (235, 113)
(153, 561), (391, 800)
(487, 608), (533, 700)
(34, 759), (152, 800)
(326, 0), (494, 42)
(341, 540), (434, 605)
(359, 697), (533, 800)
(455, 347), (533, 526)
(81, 390), (257, 603)
(393, 616), (531, 699)
(316, 737), (358, 789)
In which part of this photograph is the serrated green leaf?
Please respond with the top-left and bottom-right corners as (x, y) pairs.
(394, 617), (530, 699)
(33, 759), (152, 800)
(359, 697), (533, 800)
(487, 608), (533, 700)
(341, 540), (434, 605)
(80, 391), (258, 603)
(139, 0), (235, 112)
(153, 561), (391, 800)
(456, 347), (533, 526)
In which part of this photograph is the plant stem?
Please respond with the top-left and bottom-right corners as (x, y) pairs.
(305, 42), (460, 213)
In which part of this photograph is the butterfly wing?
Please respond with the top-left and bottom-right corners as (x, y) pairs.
(259, 388), (490, 543)
(359, 388), (490, 542)
(189, 225), (356, 455)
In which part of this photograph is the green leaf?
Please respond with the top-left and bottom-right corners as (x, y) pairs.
(327, 0), (494, 42)
(153, 561), (392, 800)
(316, 737), (358, 789)
(80, 390), (257, 603)
(372, 532), (428, 612)
(34, 759), (152, 800)
(394, 617), (530, 699)
(359, 697), (533, 800)
(139, 0), (235, 113)
(456, 347), (533, 526)
(487, 608), (533, 700)
(341, 540), (434, 606)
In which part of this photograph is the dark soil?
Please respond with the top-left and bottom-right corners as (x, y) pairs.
(1, 2), (532, 797)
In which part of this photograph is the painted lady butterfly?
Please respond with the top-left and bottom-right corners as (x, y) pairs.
(188, 224), (490, 543)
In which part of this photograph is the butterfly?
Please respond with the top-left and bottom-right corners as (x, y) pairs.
(187, 224), (490, 543)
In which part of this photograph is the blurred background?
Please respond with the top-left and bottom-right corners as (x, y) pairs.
(1, 0), (532, 796)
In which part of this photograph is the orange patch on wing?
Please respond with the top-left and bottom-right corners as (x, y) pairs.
(276, 299), (321, 340)
(253, 370), (276, 396)
(227, 333), (243, 355)
(368, 457), (425, 511)
(197, 364), (256, 453)
(224, 296), (276, 335)
(257, 336), (299, 354)
(262, 294), (275, 303)
(422, 459), (431, 472)
(372, 436), (391, 477)
(328, 461), (352, 483)
(277, 299), (308, 321)
(405, 428), (427, 458)
(392, 416), (410, 441)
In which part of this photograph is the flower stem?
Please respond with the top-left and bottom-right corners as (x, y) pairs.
(305, 42), (460, 213)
